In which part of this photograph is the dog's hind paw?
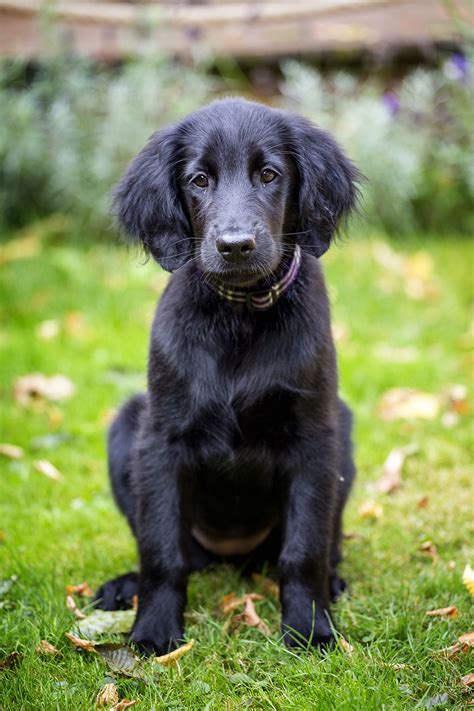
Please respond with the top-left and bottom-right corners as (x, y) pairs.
(94, 571), (138, 610)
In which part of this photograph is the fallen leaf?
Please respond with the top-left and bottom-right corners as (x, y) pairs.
(0, 443), (24, 459)
(418, 496), (429, 509)
(419, 541), (438, 562)
(34, 459), (63, 481)
(445, 384), (469, 415)
(421, 692), (449, 709)
(36, 640), (60, 655)
(0, 575), (18, 597)
(339, 637), (354, 655)
(65, 632), (98, 652)
(110, 701), (137, 711)
(461, 673), (474, 688)
(378, 388), (439, 421)
(218, 592), (264, 616)
(132, 595), (138, 611)
(251, 573), (280, 598)
(0, 235), (41, 265)
(96, 645), (148, 680)
(66, 582), (94, 598)
(375, 444), (418, 494)
(14, 373), (75, 406)
(462, 564), (474, 596)
(75, 609), (136, 638)
(95, 682), (119, 707)
(233, 595), (270, 635)
(154, 639), (195, 666)
(36, 320), (60, 340)
(0, 651), (22, 670)
(433, 629), (474, 657)
(358, 500), (383, 520)
(66, 595), (87, 619)
(426, 606), (458, 618)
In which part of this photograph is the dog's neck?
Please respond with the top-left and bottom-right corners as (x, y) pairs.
(205, 244), (301, 312)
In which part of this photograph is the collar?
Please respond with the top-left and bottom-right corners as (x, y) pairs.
(207, 244), (301, 312)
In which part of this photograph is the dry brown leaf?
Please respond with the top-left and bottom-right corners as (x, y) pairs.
(219, 592), (264, 615)
(110, 701), (137, 711)
(376, 444), (418, 494)
(0, 443), (24, 459)
(132, 595), (138, 611)
(33, 459), (62, 482)
(233, 595), (270, 635)
(419, 541), (438, 562)
(66, 582), (94, 598)
(35, 640), (60, 656)
(154, 639), (195, 666)
(339, 637), (354, 655)
(66, 595), (87, 619)
(462, 564), (474, 596)
(0, 651), (22, 669)
(96, 682), (119, 707)
(461, 673), (474, 688)
(358, 500), (383, 520)
(251, 573), (280, 598)
(445, 384), (469, 415)
(417, 496), (429, 509)
(378, 388), (439, 421)
(426, 606), (458, 618)
(14, 373), (75, 406)
(65, 632), (98, 653)
(434, 630), (474, 657)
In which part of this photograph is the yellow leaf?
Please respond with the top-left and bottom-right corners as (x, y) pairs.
(35, 640), (60, 655)
(425, 606), (458, 618)
(358, 500), (383, 520)
(462, 564), (474, 596)
(0, 443), (24, 459)
(33, 460), (62, 482)
(378, 388), (439, 421)
(154, 639), (195, 666)
(95, 683), (119, 707)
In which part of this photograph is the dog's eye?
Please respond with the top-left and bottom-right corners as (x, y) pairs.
(192, 173), (209, 188)
(261, 168), (277, 184)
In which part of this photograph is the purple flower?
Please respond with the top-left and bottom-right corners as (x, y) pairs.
(443, 53), (468, 82)
(382, 92), (400, 116)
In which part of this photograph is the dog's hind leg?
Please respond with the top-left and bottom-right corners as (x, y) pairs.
(95, 393), (146, 610)
(329, 399), (356, 601)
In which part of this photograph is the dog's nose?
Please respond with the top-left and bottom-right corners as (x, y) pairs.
(216, 234), (256, 263)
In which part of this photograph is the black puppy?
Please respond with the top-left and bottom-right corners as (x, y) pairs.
(96, 98), (359, 655)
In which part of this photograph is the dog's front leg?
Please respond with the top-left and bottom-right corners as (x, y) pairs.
(279, 436), (337, 649)
(131, 435), (190, 656)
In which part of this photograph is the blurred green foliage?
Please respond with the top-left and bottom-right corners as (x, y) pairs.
(0, 50), (472, 238)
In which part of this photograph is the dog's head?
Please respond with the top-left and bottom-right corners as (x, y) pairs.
(114, 98), (359, 284)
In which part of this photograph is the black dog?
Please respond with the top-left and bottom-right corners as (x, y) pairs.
(96, 98), (359, 655)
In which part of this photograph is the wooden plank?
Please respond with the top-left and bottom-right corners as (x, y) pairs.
(0, 0), (470, 60)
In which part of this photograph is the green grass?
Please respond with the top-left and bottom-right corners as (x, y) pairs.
(0, 227), (472, 710)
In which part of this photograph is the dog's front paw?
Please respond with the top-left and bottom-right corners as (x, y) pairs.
(281, 609), (335, 650)
(131, 615), (184, 657)
(95, 572), (138, 611)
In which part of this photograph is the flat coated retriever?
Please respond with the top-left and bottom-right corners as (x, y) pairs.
(96, 97), (360, 655)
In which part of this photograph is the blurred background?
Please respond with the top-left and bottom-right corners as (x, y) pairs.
(0, 0), (473, 238)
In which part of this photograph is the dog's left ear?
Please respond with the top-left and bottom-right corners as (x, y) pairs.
(290, 116), (360, 258)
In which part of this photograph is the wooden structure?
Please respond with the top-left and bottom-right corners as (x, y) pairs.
(0, 0), (471, 60)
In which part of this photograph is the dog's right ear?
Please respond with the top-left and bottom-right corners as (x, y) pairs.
(113, 125), (192, 272)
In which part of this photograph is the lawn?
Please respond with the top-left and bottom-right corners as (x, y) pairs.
(0, 224), (472, 710)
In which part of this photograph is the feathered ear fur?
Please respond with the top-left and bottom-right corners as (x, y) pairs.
(290, 116), (360, 258)
(113, 125), (192, 272)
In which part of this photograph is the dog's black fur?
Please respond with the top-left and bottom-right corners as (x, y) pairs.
(96, 98), (359, 655)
